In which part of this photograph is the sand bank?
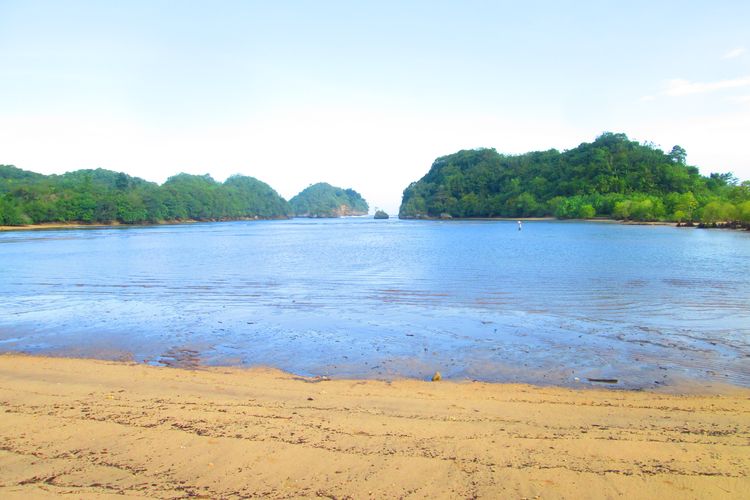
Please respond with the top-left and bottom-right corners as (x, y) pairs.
(0, 221), (200, 232)
(0, 222), (117, 231)
(1, 354), (748, 498)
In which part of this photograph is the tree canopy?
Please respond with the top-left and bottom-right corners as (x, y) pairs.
(0, 166), (292, 226)
(399, 133), (750, 225)
(289, 183), (369, 217)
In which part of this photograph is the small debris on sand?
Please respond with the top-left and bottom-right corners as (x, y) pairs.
(587, 378), (618, 384)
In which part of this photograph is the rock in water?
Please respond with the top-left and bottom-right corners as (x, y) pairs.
(431, 371), (442, 382)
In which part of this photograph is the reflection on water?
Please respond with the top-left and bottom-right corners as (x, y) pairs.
(1, 218), (749, 389)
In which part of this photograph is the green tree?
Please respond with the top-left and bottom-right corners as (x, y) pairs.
(613, 200), (632, 219)
(668, 145), (687, 165)
(0, 196), (24, 225)
(738, 201), (750, 223)
(701, 201), (737, 224)
(578, 204), (595, 219)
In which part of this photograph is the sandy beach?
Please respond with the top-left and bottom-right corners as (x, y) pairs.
(0, 355), (747, 498)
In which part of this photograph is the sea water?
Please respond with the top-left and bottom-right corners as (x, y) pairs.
(1, 218), (748, 389)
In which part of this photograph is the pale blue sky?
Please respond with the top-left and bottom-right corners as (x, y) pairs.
(1, 1), (749, 211)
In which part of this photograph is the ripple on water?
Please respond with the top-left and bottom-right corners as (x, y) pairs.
(0, 219), (749, 389)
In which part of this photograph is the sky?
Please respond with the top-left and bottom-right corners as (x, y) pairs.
(1, 1), (749, 213)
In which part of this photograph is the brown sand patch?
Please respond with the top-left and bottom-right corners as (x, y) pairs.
(0, 354), (748, 498)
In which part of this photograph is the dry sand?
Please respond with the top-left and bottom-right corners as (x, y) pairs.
(0, 354), (748, 499)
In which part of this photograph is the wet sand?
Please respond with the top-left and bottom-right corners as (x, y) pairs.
(1, 355), (748, 498)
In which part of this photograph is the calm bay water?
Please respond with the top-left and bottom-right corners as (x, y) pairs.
(1, 218), (749, 389)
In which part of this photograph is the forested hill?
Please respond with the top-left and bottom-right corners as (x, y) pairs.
(0, 166), (292, 225)
(399, 133), (750, 224)
(290, 183), (369, 217)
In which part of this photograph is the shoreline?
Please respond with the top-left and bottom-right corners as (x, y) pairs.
(3, 348), (745, 395)
(398, 216), (750, 230)
(0, 216), (290, 232)
(0, 214), (380, 232)
(4, 217), (748, 232)
(1, 354), (748, 498)
(399, 215), (680, 226)
(0, 216), (664, 231)
(0, 221), (193, 232)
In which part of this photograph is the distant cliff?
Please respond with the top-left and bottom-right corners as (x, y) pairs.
(290, 183), (368, 217)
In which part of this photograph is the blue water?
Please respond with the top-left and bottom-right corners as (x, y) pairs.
(1, 218), (749, 389)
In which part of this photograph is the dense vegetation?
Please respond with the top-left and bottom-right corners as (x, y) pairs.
(289, 183), (369, 217)
(399, 133), (750, 225)
(0, 166), (292, 225)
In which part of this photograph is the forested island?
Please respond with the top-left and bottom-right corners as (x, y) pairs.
(289, 183), (369, 218)
(0, 166), (292, 225)
(399, 133), (750, 226)
(4, 132), (749, 227)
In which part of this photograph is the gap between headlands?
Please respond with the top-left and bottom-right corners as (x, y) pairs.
(1, 132), (749, 230)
